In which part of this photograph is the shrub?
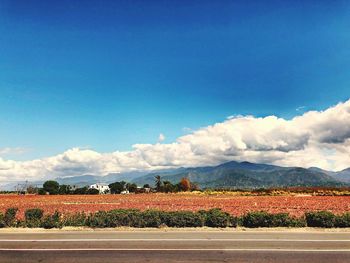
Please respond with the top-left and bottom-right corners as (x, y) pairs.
(141, 210), (163, 227)
(38, 188), (47, 195)
(87, 211), (108, 227)
(4, 207), (18, 227)
(86, 209), (145, 228)
(107, 209), (144, 227)
(241, 211), (305, 228)
(62, 212), (87, 226)
(200, 208), (235, 227)
(305, 211), (336, 228)
(242, 211), (272, 228)
(41, 211), (61, 229)
(25, 208), (44, 228)
(0, 212), (5, 228)
(163, 211), (204, 227)
(335, 213), (350, 228)
(269, 213), (306, 227)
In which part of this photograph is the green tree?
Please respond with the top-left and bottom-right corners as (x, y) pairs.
(155, 176), (162, 192)
(58, 184), (71, 195)
(43, 180), (60, 195)
(109, 181), (126, 194)
(127, 183), (138, 193)
(73, 186), (88, 194)
(86, 188), (99, 195)
(162, 181), (175, 193)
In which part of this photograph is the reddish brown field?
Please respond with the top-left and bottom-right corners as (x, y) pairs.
(1, 193), (349, 219)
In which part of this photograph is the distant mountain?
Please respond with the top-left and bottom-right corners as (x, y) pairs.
(132, 161), (346, 189)
(1, 161), (349, 191)
(55, 171), (150, 187)
(332, 168), (350, 183)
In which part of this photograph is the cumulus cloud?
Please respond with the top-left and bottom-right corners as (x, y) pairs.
(1, 99), (350, 182)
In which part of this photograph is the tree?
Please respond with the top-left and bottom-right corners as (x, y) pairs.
(59, 184), (71, 195)
(190, 182), (200, 191)
(179, 178), (191, 191)
(43, 180), (60, 195)
(86, 188), (99, 195)
(26, 185), (38, 194)
(143, 184), (150, 188)
(162, 181), (175, 193)
(73, 186), (88, 194)
(109, 181), (126, 194)
(155, 176), (162, 192)
(127, 183), (138, 193)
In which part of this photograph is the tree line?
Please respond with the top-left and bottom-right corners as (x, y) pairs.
(30, 176), (198, 195)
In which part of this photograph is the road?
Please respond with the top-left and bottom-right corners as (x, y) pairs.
(0, 230), (349, 262)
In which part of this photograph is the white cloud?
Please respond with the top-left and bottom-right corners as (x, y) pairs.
(0, 147), (28, 156)
(1, 99), (350, 182)
(158, 133), (165, 143)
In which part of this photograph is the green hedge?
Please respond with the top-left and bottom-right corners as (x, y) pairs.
(25, 208), (44, 228)
(242, 211), (306, 228)
(0, 212), (5, 228)
(335, 213), (350, 228)
(0, 208), (349, 228)
(305, 211), (350, 228)
(4, 207), (18, 227)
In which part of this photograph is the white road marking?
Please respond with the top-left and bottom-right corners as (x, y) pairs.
(0, 248), (349, 252)
(0, 238), (349, 242)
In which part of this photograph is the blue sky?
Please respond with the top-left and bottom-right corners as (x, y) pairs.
(1, 0), (350, 161)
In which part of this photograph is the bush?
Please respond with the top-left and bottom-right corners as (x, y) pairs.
(242, 211), (305, 228)
(62, 212), (87, 226)
(242, 211), (272, 228)
(305, 211), (336, 228)
(0, 212), (5, 228)
(200, 208), (236, 228)
(163, 211), (204, 227)
(335, 213), (350, 228)
(86, 211), (108, 227)
(25, 208), (44, 228)
(41, 211), (61, 229)
(86, 209), (144, 228)
(110, 209), (145, 227)
(107, 209), (144, 227)
(269, 213), (306, 227)
(4, 207), (18, 227)
(141, 210), (163, 227)
(38, 188), (47, 195)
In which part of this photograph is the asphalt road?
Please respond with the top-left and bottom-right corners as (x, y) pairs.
(0, 230), (349, 262)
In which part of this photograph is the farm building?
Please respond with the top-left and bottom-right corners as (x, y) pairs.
(89, 183), (110, 194)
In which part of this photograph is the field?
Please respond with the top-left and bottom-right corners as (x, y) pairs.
(1, 193), (350, 219)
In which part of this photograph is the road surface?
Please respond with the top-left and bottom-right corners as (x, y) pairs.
(0, 230), (349, 262)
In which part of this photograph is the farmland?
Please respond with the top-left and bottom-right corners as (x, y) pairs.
(0, 193), (349, 219)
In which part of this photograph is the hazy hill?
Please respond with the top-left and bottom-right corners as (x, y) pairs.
(131, 161), (345, 189)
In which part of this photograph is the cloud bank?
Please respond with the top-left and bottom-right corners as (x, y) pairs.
(1, 100), (350, 182)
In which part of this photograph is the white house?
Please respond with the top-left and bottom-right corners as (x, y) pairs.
(89, 183), (110, 194)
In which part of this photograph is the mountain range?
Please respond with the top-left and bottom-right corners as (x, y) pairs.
(2, 161), (350, 191)
(130, 161), (349, 189)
